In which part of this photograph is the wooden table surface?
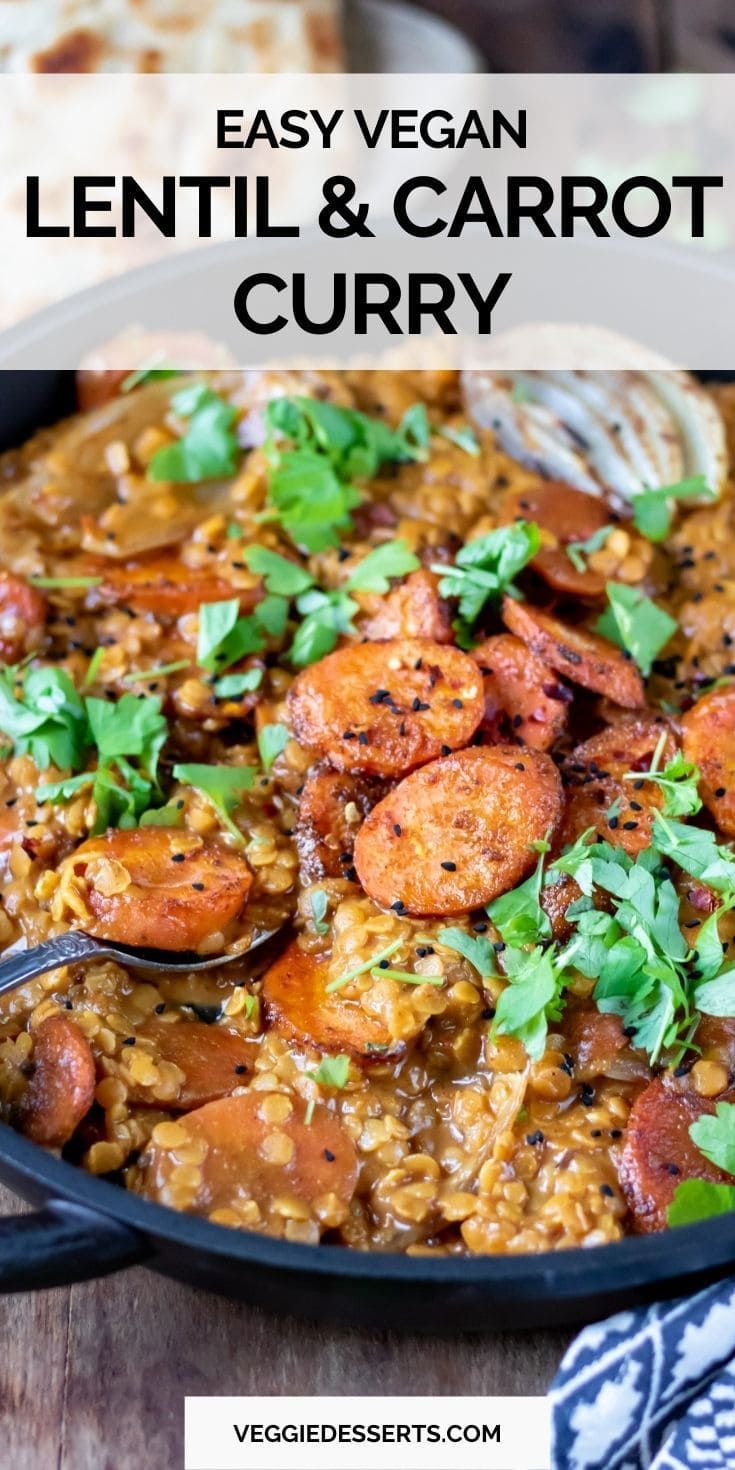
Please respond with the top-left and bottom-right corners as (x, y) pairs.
(0, 1183), (571, 1469)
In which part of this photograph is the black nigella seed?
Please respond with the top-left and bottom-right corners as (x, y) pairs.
(234, 1064), (247, 1075)
(481, 1006), (495, 1020)
(441, 860), (457, 871)
(515, 762), (526, 771)
(622, 820), (638, 830)
(358, 732), (369, 746)
(580, 1084), (596, 1105)
(441, 744), (451, 755)
(526, 1130), (544, 1146)
(122, 1037), (136, 1047)
(391, 900), (405, 913)
(393, 824), (402, 836)
(369, 689), (390, 704)
(610, 1129), (622, 1139)
(472, 921), (488, 933)
(192, 882), (205, 891)
(378, 959), (389, 969)
(493, 940), (506, 952)
(600, 1183), (615, 1198)
(666, 1163), (681, 1176)
(324, 1148), (336, 1162)
(342, 730), (356, 741)
(452, 698), (463, 709)
(154, 1003), (166, 1014)
(716, 786), (727, 798)
(171, 853), (186, 863)
(590, 1129), (602, 1138)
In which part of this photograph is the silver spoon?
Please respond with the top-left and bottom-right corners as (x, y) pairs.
(0, 927), (281, 1001)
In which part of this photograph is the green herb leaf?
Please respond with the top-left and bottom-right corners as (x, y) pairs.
(491, 945), (569, 1061)
(624, 752), (702, 818)
(437, 424), (480, 456)
(83, 648), (105, 687)
(121, 660), (190, 686)
(254, 594), (289, 639)
(345, 539), (420, 594)
(213, 668), (263, 699)
(307, 1054), (350, 1088)
(148, 385), (239, 483)
(85, 693), (167, 785)
(197, 598), (264, 673)
(257, 722), (290, 772)
(596, 582), (677, 677)
(241, 546), (314, 597)
(325, 938), (402, 993)
(432, 522), (540, 640)
(668, 1178), (735, 1226)
(565, 525), (614, 573)
(633, 475), (712, 543)
(309, 889), (330, 935)
(689, 1100), (735, 1174)
(29, 576), (102, 590)
(651, 813), (735, 894)
(138, 802), (185, 829)
(289, 588), (359, 667)
(437, 927), (497, 977)
(121, 366), (180, 393)
(487, 847), (551, 947)
(172, 762), (255, 842)
(0, 665), (89, 772)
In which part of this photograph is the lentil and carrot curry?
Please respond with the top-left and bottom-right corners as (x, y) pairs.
(2, 365), (735, 1254)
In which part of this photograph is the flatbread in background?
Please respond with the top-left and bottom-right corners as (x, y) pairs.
(0, 0), (344, 73)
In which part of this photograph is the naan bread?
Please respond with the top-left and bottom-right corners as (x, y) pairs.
(0, 0), (344, 73)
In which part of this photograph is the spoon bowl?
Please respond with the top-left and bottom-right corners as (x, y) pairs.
(0, 926), (282, 1000)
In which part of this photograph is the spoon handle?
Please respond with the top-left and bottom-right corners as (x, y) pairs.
(0, 932), (110, 997)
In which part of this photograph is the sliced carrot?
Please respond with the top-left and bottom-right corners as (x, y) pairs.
(295, 764), (387, 883)
(138, 1092), (359, 1228)
(500, 481), (611, 598)
(354, 745), (563, 916)
(0, 573), (46, 665)
(502, 597), (645, 709)
(18, 1015), (96, 1147)
(76, 369), (127, 411)
(682, 684), (735, 837)
(560, 717), (679, 857)
(620, 1077), (734, 1232)
(565, 1008), (632, 1081)
(288, 637), (484, 779)
(127, 1019), (258, 1109)
(472, 633), (571, 751)
(361, 570), (452, 643)
(262, 941), (395, 1060)
(59, 829), (252, 952)
(86, 553), (259, 620)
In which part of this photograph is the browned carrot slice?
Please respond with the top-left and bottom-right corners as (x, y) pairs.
(354, 745), (563, 916)
(127, 1020), (258, 1109)
(138, 1092), (359, 1229)
(288, 637), (484, 779)
(18, 1015), (96, 1147)
(560, 717), (679, 857)
(361, 570), (452, 643)
(295, 764), (387, 883)
(501, 481), (611, 598)
(502, 597), (645, 709)
(567, 717), (677, 784)
(86, 554), (259, 620)
(76, 369), (127, 411)
(262, 942), (395, 1060)
(682, 684), (735, 837)
(472, 633), (571, 751)
(620, 1077), (734, 1232)
(0, 573), (46, 665)
(59, 829), (252, 951)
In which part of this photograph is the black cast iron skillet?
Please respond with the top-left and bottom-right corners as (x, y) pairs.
(1, 366), (735, 1332)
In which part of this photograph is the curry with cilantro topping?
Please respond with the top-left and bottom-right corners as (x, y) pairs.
(4, 366), (735, 1251)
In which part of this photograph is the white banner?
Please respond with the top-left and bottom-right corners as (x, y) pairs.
(184, 1395), (551, 1470)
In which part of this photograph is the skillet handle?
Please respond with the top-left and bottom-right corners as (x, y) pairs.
(0, 1201), (145, 1291)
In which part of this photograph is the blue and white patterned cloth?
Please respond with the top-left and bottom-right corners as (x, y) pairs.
(551, 1282), (735, 1469)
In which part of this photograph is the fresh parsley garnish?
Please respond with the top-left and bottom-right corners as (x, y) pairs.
(257, 722), (290, 772)
(121, 366), (180, 393)
(241, 546), (313, 598)
(651, 813), (735, 893)
(437, 424), (480, 457)
(0, 665), (89, 772)
(172, 762), (255, 843)
(596, 582), (678, 677)
(668, 1101), (735, 1224)
(487, 845), (552, 948)
(343, 539), (420, 594)
(37, 691), (169, 835)
(492, 945), (571, 1061)
(431, 522), (540, 645)
(196, 598), (265, 673)
(213, 668), (263, 699)
(632, 475), (712, 543)
(437, 927), (497, 977)
(623, 752), (702, 818)
(307, 1053), (351, 1088)
(565, 525), (614, 573)
(263, 397), (429, 553)
(148, 384), (239, 483)
(309, 889), (330, 935)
